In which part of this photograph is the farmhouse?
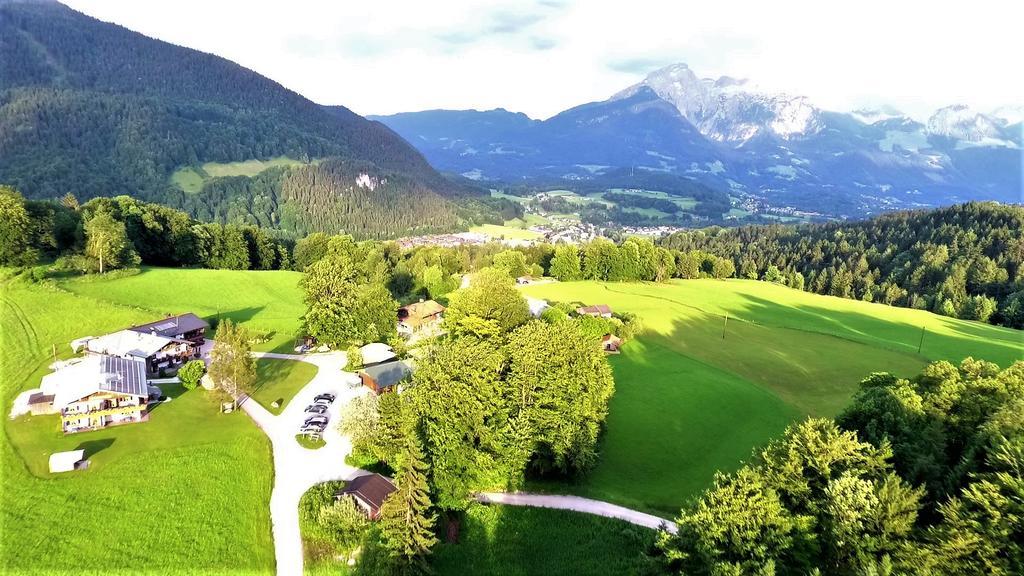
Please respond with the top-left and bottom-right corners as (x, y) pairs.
(128, 313), (209, 344)
(359, 360), (413, 394)
(601, 333), (623, 354)
(82, 329), (197, 374)
(577, 304), (613, 318)
(335, 473), (397, 519)
(41, 355), (150, 434)
(397, 300), (445, 335)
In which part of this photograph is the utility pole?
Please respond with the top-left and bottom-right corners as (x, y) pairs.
(722, 314), (729, 340)
(917, 325), (926, 354)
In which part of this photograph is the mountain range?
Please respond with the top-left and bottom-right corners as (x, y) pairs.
(372, 63), (1022, 217)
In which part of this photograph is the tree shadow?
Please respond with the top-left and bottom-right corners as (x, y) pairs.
(208, 306), (266, 331)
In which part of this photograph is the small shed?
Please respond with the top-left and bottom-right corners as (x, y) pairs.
(359, 360), (413, 394)
(49, 450), (87, 473)
(335, 474), (397, 519)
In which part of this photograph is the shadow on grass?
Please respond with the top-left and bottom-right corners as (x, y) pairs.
(75, 437), (114, 459)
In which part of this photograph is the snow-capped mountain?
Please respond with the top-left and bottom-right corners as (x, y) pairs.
(614, 63), (823, 142)
(370, 62), (1022, 217)
(926, 105), (1009, 143)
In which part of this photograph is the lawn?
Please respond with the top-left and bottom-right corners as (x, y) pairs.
(521, 280), (1023, 515)
(251, 358), (319, 414)
(469, 224), (544, 241)
(58, 267), (306, 352)
(0, 278), (275, 574)
(432, 504), (656, 575)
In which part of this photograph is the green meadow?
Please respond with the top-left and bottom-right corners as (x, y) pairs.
(171, 156), (318, 194)
(523, 279), (1022, 516)
(252, 358), (319, 415)
(1, 277), (275, 574)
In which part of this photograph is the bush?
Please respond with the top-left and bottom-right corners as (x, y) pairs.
(178, 360), (206, 390)
(299, 481), (370, 554)
(345, 346), (363, 371)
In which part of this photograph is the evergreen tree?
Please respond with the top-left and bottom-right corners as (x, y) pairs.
(379, 432), (439, 575)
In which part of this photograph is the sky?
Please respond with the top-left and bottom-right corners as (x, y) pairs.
(63, 0), (1022, 120)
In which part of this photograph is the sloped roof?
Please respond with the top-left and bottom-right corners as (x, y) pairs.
(577, 304), (612, 316)
(361, 360), (412, 389)
(336, 473), (396, 514)
(85, 329), (183, 359)
(399, 300), (445, 320)
(129, 313), (208, 338)
(46, 355), (149, 409)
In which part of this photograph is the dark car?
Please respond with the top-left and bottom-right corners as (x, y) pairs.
(313, 393), (335, 404)
(303, 415), (328, 428)
(305, 404), (328, 414)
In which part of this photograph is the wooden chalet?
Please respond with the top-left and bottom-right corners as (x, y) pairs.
(335, 474), (397, 519)
(41, 355), (150, 434)
(397, 300), (445, 334)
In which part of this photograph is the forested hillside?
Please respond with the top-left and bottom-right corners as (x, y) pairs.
(0, 0), (493, 237)
(661, 202), (1024, 326)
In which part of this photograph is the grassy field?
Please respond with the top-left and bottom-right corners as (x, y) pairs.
(58, 267), (305, 352)
(522, 279), (1022, 515)
(432, 504), (655, 575)
(469, 224), (544, 241)
(171, 156), (317, 193)
(1, 278), (275, 574)
(251, 358), (319, 415)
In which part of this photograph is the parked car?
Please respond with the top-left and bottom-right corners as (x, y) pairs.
(305, 404), (328, 414)
(303, 415), (328, 428)
(314, 393), (336, 404)
(300, 424), (325, 434)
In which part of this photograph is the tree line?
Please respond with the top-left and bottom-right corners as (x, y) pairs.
(659, 358), (1024, 575)
(660, 202), (1024, 327)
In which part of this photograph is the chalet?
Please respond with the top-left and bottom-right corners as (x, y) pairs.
(335, 473), (397, 519)
(359, 360), (413, 394)
(576, 304), (613, 318)
(359, 342), (397, 367)
(83, 329), (197, 374)
(128, 313), (209, 344)
(397, 300), (445, 335)
(601, 333), (623, 354)
(40, 355), (150, 434)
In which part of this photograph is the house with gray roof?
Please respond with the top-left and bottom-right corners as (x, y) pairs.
(358, 360), (413, 394)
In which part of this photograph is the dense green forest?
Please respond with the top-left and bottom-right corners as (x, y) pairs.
(0, 0), (498, 237)
(661, 359), (1024, 575)
(660, 202), (1024, 327)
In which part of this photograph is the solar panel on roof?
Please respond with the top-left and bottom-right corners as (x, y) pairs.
(154, 322), (177, 331)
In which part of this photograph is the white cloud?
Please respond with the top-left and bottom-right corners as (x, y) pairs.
(63, 0), (1022, 120)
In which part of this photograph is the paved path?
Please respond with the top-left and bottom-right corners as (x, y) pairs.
(476, 492), (677, 534)
(242, 351), (371, 576)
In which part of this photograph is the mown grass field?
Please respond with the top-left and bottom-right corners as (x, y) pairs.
(58, 267), (306, 352)
(1, 277), (275, 574)
(523, 279), (1023, 516)
(252, 358), (319, 415)
(432, 504), (656, 575)
(171, 156), (318, 193)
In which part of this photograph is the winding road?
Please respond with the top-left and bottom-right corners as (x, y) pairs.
(476, 492), (677, 534)
(242, 351), (368, 576)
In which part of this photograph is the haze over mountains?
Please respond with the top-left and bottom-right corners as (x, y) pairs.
(373, 63), (1022, 217)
